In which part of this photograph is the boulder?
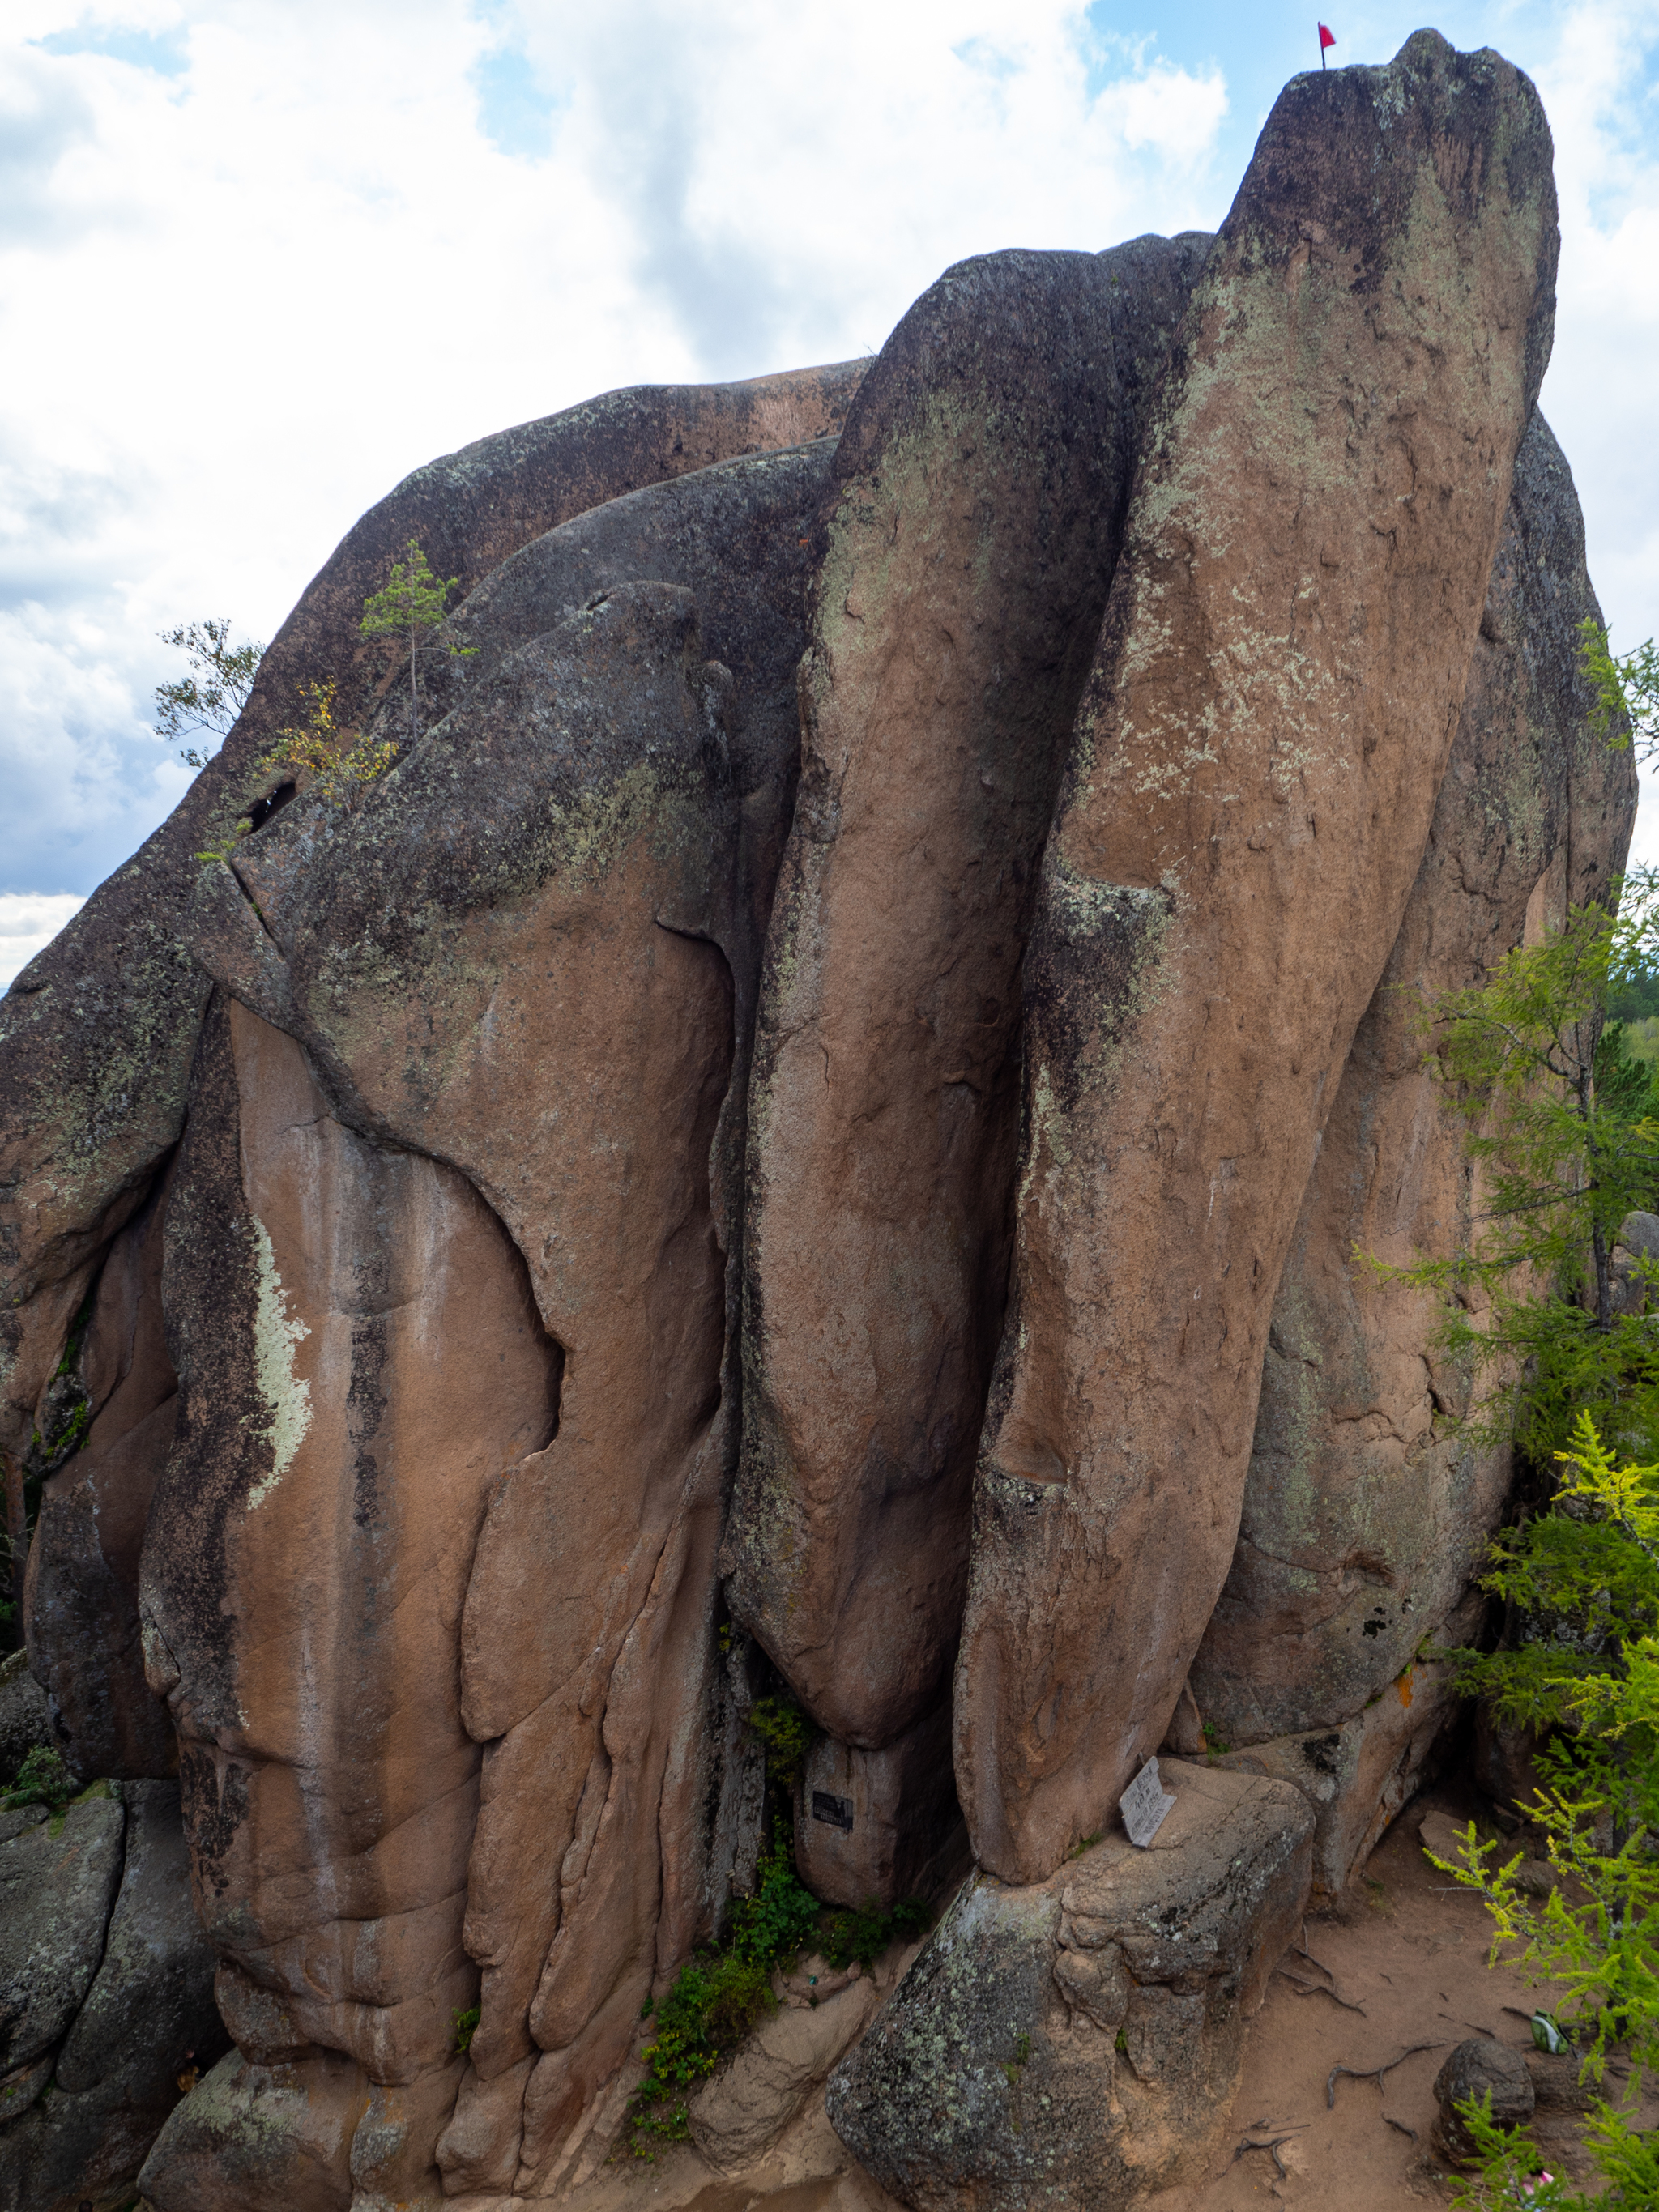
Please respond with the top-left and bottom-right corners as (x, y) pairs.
(136, 2048), (369, 2212)
(1433, 2037), (1535, 2159)
(728, 236), (1207, 1758)
(0, 1788), (124, 2076)
(1213, 1655), (1459, 1894)
(1188, 411), (1635, 1775)
(794, 1703), (961, 1912)
(0, 1781), (226, 2212)
(954, 31), (1559, 1885)
(827, 1759), (1312, 2209)
(689, 1975), (878, 2172)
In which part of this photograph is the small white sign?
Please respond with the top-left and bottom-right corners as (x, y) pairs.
(1120, 1756), (1176, 1848)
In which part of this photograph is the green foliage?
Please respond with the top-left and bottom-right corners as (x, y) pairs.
(450, 2005), (480, 2056)
(265, 679), (399, 808)
(628, 1954), (775, 2153)
(1368, 894), (1659, 1464)
(1582, 616), (1659, 762)
(1431, 1417), (1659, 2201)
(746, 1693), (814, 1787)
(154, 618), (264, 768)
(820, 1896), (929, 1971)
(628, 1841), (821, 2154)
(1609, 970), (1659, 1028)
(2, 1744), (79, 1813)
(359, 537), (474, 743)
(725, 1839), (822, 1965)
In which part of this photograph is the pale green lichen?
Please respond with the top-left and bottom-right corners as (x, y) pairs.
(246, 1219), (312, 1511)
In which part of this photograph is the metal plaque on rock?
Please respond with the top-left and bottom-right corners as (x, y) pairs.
(1119, 1756), (1175, 1848)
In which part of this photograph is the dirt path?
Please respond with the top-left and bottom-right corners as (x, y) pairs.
(1154, 1779), (1641, 2210)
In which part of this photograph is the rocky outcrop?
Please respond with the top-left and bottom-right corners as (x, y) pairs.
(1185, 410), (1632, 1886)
(954, 31), (1560, 1886)
(0, 29), (1627, 2211)
(0, 364), (864, 1494)
(0, 1652), (50, 1784)
(828, 1761), (1312, 2209)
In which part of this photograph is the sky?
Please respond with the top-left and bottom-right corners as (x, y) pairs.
(2, 0), (1657, 983)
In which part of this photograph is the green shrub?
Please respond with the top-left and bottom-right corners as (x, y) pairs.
(2, 1745), (78, 1813)
(450, 2005), (480, 2056)
(746, 1694), (814, 1787)
(821, 1896), (929, 1971)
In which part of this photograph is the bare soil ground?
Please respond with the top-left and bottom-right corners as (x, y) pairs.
(1154, 1775), (1653, 2212)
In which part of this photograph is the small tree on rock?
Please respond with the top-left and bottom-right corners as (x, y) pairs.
(359, 538), (473, 744)
(154, 618), (265, 768)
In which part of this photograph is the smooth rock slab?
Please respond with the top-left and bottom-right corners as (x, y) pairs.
(827, 1760), (1311, 2210)
(689, 1975), (878, 2172)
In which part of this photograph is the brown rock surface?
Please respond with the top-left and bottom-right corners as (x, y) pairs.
(1188, 410), (1635, 1756)
(728, 237), (1207, 1754)
(688, 1975), (879, 2172)
(137, 995), (557, 2154)
(955, 32), (1559, 1885)
(206, 579), (788, 2184)
(794, 1703), (962, 1912)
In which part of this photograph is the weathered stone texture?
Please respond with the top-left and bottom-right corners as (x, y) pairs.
(137, 995), (557, 2171)
(0, 31), (1617, 2208)
(26, 1159), (179, 1780)
(0, 1781), (227, 2212)
(828, 1761), (1312, 2208)
(955, 31), (1560, 1885)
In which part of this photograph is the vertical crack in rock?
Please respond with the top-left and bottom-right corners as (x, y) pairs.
(25, 1153), (182, 1781)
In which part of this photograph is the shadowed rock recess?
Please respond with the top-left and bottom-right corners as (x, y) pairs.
(0, 32), (1627, 2212)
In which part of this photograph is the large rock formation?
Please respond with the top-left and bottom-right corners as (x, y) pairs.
(0, 29), (1629, 2212)
(953, 29), (1559, 1885)
(728, 235), (1209, 1775)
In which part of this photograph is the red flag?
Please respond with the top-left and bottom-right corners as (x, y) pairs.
(1318, 21), (1336, 59)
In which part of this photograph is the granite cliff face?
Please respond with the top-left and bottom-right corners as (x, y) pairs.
(0, 32), (1631, 2212)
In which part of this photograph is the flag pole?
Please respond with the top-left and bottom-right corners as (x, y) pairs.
(1320, 25), (1327, 66)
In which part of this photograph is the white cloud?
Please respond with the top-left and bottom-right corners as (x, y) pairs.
(1521, 0), (1659, 861)
(0, 891), (86, 987)
(0, 0), (1654, 898)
